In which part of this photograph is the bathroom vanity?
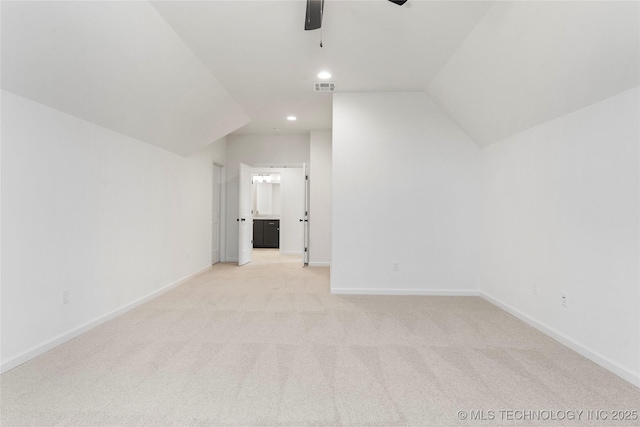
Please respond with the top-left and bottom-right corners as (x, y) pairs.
(253, 218), (279, 248)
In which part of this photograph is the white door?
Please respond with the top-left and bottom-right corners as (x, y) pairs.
(212, 164), (221, 264)
(280, 168), (304, 257)
(238, 163), (253, 266)
(303, 163), (310, 265)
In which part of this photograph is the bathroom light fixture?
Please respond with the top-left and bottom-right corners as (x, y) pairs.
(253, 174), (273, 184)
(317, 71), (331, 79)
(287, 116), (297, 121)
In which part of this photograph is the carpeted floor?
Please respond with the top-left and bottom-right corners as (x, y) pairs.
(2, 249), (639, 426)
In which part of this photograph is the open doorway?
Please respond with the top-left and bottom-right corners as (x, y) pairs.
(239, 165), (307, 266)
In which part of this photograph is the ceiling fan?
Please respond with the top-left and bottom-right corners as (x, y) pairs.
(305, 0), (407, 31)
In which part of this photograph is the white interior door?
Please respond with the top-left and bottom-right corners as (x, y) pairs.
(280, 168), (304, 256)
(212, 164), (221, 264)
(238, 163), (253, 266)
(303, 163), (309, 265)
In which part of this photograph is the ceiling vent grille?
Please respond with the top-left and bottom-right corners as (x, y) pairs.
(314, 82), (335, 92)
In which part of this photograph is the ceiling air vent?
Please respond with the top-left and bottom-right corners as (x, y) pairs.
(314, 82), (335, 92)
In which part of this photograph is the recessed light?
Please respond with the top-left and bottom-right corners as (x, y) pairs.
(317, 71), (332, 79)
(287, 116), (297, 121)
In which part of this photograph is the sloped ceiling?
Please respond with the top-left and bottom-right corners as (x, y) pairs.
(150, 0), (493, 135)
(2, 1), (638, 153)
(1, 1), (250, 156)
(427, 1), (640, 147)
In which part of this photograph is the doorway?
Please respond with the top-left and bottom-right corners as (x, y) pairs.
(238, 165), (307, 266)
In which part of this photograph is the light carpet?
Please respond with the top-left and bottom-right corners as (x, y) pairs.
(1, 249), (638, 426)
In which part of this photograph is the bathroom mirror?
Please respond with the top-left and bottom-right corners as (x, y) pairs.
(252, 174), (281, 216)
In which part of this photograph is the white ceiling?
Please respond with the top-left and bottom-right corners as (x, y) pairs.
(1, 1), (250, 156)
(2, 1), (638, 154)
(150, 0), (493, 135)
(427, 1), (640, 147)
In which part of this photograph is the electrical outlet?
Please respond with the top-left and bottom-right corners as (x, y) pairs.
(532, 282), (538, 295)
(393, 262), (400, 272)
(561, 292), (568, 308)
(62, 289), (70, 305)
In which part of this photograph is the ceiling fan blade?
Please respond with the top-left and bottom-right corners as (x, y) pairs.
(388, 0), (408, 5)
(305, 0), (324, 31)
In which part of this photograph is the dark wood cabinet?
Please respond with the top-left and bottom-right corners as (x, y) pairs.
(253, 220), (279, 248)
(253, 220), (264, 247)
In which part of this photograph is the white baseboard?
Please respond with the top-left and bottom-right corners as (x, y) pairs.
(331, 288), (480, 296)
(0, 265), (212, 374)
(480, 292), (640, 388)
(308, 262), (331, 267)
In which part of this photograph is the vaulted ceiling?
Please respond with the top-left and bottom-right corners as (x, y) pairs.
(2, 1), (638, 155)
(427, 1), (640, 147)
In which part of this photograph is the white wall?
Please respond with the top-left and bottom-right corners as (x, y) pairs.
(1, 91), (217, 372)
(480, 87), (640, 386)
(210, 136), (227, 166)
(224, 133), (310, 261)
(309, 130), (332, 266)
(272, 184), (281, 215)
(331, 92), (482, 294)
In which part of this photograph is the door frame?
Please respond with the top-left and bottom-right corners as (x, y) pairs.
(303, 163), (310, 266)
(214, 163), (226, 264)
(227, 162), (307, 264)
